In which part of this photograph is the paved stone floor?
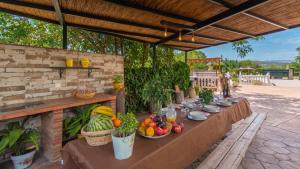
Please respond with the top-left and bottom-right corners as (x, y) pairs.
(235, 83), (300, 169)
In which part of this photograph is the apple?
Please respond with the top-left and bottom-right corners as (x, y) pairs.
(155, 127), (164, 136)
(179, 122), (184, 129)
(174, 126), (182, 134)
(162, 128), (169, 135)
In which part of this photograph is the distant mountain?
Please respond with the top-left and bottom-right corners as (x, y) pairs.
(254, 60), (291, 65)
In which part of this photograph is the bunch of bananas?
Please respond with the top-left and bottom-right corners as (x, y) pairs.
(91, 106), (114, 117)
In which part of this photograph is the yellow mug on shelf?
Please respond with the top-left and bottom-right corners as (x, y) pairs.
(80, 58), (90, 68)
(66, 58), (74, 67)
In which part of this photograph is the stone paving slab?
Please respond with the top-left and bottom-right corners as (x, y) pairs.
(236, 84), (300, 169)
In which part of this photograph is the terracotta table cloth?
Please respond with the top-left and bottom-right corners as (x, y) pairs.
(62, 99), (251, 169)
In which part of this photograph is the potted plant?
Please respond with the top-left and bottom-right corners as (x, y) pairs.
(142, 74), (172, 114)
(175, 85), (184, 104)
(113, 75), (124, 91)
(0, 118), (40, 169)
(199, 89), (214, 105)
(188, 81), (196, 98)
(111, 112), (138, 160)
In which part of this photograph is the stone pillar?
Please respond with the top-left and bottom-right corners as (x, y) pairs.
(41, 109), (63, 162)
(110, 99), (117, 114)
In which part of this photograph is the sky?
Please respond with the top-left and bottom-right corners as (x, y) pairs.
(201, 27), (300, 61)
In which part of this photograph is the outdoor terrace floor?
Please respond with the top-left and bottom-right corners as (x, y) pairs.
(236, 81), (300, 169)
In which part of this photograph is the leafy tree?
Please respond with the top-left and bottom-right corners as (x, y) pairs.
(291, 47), (300, 75)
(232, 36), (264, 58)
(175, 50), (208, 70)
(0, 13), (62, 48)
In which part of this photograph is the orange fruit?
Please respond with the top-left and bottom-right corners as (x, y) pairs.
(140, 122), (146, 128)
(146, 127), (154, 137)
(113, 119), (121, 128)
(144, 118), (152, 125)
(111, 115), (117, 121)
(148, 122), (156, 128)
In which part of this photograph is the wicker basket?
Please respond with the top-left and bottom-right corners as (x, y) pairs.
(81, 126), (113, 146)
(74, 89), (96, 99)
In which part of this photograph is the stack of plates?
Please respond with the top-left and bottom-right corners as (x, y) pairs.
(227, 97), (239, 103)
(188, 111), (207, 121)
(217, 100), (232, 107)
(203, 105), (220, 113)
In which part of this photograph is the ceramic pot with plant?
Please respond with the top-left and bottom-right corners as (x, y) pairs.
(0, 118), (40, 169)
(175, 85), (184, 104)
(112, 112), (138, 160)
(142, 74), (172, 114)
(113, 75), (124, 91)
(188, 81), (196, 98)
(199, 89), (214, 105)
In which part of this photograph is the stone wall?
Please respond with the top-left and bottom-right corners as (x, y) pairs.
(0, 43), (124, 106)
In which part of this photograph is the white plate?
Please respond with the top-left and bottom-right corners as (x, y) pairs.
(203, 105), (220, 113)
(189, 111), (207, 118)
(227, 98), (239, 103)
(187, 114), (207, 121)
(217, 101), (232, 107)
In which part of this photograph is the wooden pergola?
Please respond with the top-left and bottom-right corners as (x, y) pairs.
(0, 0), (300, 65)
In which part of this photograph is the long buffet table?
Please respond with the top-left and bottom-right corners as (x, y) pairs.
(62, 99), (251, 169)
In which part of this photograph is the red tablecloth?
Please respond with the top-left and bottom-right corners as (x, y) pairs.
(62, 99), (251, 169)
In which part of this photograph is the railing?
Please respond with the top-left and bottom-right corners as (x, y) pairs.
(239, 74), (271, 85)
(191, 76), (219, 90)
(192, 71), (217, 77)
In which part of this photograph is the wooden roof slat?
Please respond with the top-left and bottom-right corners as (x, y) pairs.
(211, 24), (255, 38)
(104, 0), (262, 43)
(0, 1), (176, 33)
(156, 0), (268, 44)
(208, 0), (288, 29)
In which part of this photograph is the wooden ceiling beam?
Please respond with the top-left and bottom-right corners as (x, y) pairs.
(51, 0), (64, 26)
(104, 0), (261, 41)
(156, 0), (268, 44)
(0, 1), (230, 43)
(208, 0), (288, 29)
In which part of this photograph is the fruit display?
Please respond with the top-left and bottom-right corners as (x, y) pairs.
(81, 106), (119, 146)
(138, 115), (172, 139)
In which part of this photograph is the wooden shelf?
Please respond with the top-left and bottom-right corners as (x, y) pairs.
(51, 67), (100, 78)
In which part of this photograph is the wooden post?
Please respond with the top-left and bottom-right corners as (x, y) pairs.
(152, 44), (157, 72)
(120, 38), (124, 56)
(185, 51), (188, 63)
(63, 24), (67, 49)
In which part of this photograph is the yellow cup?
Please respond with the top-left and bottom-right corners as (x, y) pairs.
(66, 58), (74, 67)
(80, 58), (90, 68)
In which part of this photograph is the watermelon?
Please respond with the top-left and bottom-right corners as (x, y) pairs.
(86, 115), (113, 132)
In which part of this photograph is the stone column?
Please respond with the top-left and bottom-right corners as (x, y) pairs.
(41, 109), (63, 162)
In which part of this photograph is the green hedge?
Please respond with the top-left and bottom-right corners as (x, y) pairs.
(124, 61), (190, 112)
